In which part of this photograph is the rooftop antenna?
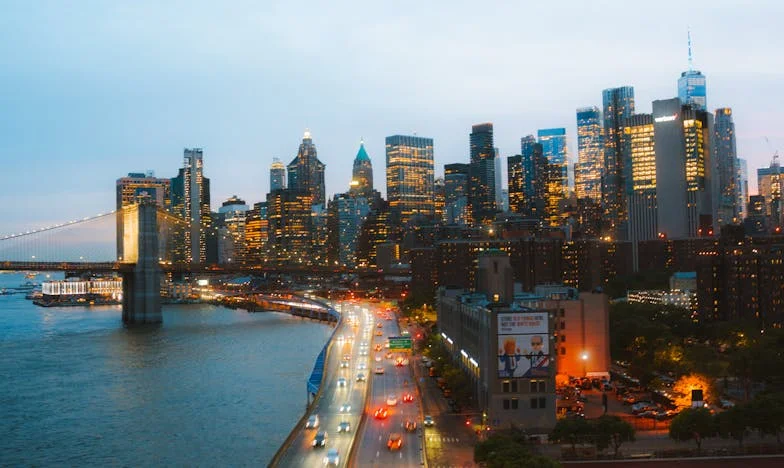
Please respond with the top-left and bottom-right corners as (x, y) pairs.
(687, 28), (693, 71)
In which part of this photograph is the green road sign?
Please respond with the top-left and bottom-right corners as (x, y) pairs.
(388, 336), (412, 350)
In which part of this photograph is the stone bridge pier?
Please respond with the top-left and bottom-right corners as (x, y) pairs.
(121, 198), (162, 324)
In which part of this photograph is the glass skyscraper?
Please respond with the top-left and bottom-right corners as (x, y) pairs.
(269, 157), (286, 192)
(602, 86), (635, 240)
(469, 123), (497, 225)
(385, 134), (435, 232)
(678, 70), (707, 111)
(538, 128), (567, 226)
(444, 163), (469, 225)
(171, 148), (211, 264)
(287, 130), (326, 208)
(575, 107), (603, 202)
(351, 140), (374, 197)
(714, 108), (738, 224)
(624, 114), (657, 249)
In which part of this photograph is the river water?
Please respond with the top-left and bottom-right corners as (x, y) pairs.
(0, 272), (332, 466)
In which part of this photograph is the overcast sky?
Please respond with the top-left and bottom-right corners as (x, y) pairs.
(1, 0), (782, 235)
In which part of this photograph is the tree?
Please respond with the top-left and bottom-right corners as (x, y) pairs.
(592, 415), (635, 458)
(747, 392), (784, 447)
(716, 405), (749, 448)
(475, 433), (561, 468)
(550, 417), (592, 452)
(669, 407), (716, 454)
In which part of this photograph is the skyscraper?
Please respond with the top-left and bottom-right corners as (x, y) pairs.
(575, 107), (603, 201)
(520, 135), (538, 216)
(385, 134), (435, 232)
(287, 130), (326, 208)
(653, 98), (714, 239)
(507, 155), (524, 215)
(266, 189), (313, 265)
(217, 195), (249, 264)
(677, 32), (707, 111)
(171, 148), (211, 264)
(714, 108), (739, 224)
(469, 123), (497, 225)
(538, 128), (568, 226)
(444, 163), (470, 225)
(494, 147), (503, 211)
(602, 86), (635, 239)
(624, 114), (657, 249)
(270, 157), (286, 192)
(738, 158), (749, 219)
(757, 161), (783, 226)
(351, 139), (374, 197)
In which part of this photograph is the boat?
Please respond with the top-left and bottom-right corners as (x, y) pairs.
(25, 273), (37, 280)
(0, 288), (11, 296)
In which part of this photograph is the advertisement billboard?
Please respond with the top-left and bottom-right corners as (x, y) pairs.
(497, 312), (550, 379)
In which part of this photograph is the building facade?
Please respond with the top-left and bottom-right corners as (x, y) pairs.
(538, 128), (568, 226)
(469, 123), (497, 225)
(714, 108), (738, 225)
(351, 140), (374, 197)
(171, 148), (211, 264)
(115, 172), (171, 261)
(386, 135), (435, 233)
(287, 130), (326, 208)
(575, 107), (603, 202)
(624, 114), (658, 251)
(270, 157), (286, 192)
(445, 163), (470, 225)
(602, 86), (636, 240)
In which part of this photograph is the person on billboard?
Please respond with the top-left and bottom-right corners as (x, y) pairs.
(498, 337), (523, 378)
(527, 335), (549, 377)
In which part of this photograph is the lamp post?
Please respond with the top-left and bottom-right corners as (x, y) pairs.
(581, 351), (588, 378)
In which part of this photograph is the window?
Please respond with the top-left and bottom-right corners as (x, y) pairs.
(511, 380), (518, 392)
(561, 347), (566, 355)
(561, 321), (566, 330)
(530, 381), (537, 393)
(530, 398), (538, 409)
(503, 399), (510, 409)
(539, 397), (547, 408)
(560, 308), (565, 317)
(561, 335), (566, 342)
(538, 381), (546, 393)
(503, 381), (510, 393)
(511, 398), (519, 409)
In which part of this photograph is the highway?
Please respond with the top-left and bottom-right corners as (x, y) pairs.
(274, 302), (373, 468)
(353, 307), (424, 467)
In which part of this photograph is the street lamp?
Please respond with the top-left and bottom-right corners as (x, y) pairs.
(581, 351), (588, 377)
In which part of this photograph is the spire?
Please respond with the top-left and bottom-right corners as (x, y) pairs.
(687, 28), (693, 71)
(355, 139), (370, 162)
(303, 128), (312, 140)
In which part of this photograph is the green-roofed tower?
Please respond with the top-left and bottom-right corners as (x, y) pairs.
(351, 138), (374, 196)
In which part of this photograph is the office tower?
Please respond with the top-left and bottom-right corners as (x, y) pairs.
(434, 177), (445, 222)
(266, 189), (313, 266)
(329, 192), (372, 267)
(737, 158), (748, 219)
(602, 86), (636, 239)
(386, 134), (435, 233)
(494, 147), (503, 210)
(507, 155), (524, 214)
(653, 98), (714, 239)
(356, 197), (390, 268)
(468, 123), (497, 225)
(678, 31), (707, 111)
(757, 160), (783, 226)
(520, 135), (538, 217)
(713, 108), (738, 225)
(217, 195), (249, 264)
(351, 139), (374, 197)
(444, 163), (470, 225)
(538, 128), (568, 226)
(270, 157), (286, 192)
(171, 148), (211, 264)
(287, 130), (326, 208)
(244, 201), (267, 265)
(624, 114), (657, 249)
(575, 107), (603, 201)
(116, 172), (171, 261)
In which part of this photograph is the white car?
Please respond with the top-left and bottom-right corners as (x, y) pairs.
(337, 377), (347, 387)
(305, 415), (319, 429)
(324, 448), (339, 466)
(386, 395), (398, 406)
(357, 362), (367, 370)
(375, 366), (385, 375)
(339, 402), (351, 413)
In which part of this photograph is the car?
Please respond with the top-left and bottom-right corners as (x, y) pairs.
(720, 399), (735, 409)
(357, 362), (367, 370)
(385, 352), (393, 359)
(360, 341), (368, 347)
(342, 354), (351, 361)
(377, 322), (383, 328)
(356, 373), (366, 382)
(340, 361), (349, 368)
(375, 331), (383, 336)
(404, 420), (417, 432)
(337, 377), (347, 387)
(306, 415), (320, 429)
(312, 431), (328, 447)
(339, 402), (351, 413)
(337, 421), (351, 433)
(402, 393), (414, 403)
(386, 395), (398, 406)
(374, 344), (382, 351)
(359, 349), (368, 356)
(323, 448), (339, 467)
(374, 366), (385, 375)
(374, 407), (388, 419)
(387, 433), (403, 451)
(395, 358), (404, 367)
(423, 415), (434, 427)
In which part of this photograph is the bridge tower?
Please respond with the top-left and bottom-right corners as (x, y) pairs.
(121, 197), (162, 324)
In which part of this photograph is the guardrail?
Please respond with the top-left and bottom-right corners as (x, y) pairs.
(268, 297), (342, 468)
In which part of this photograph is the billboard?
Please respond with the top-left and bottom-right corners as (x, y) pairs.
(497, 312), (550, 379)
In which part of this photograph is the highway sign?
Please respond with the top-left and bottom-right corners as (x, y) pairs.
(388, 336), (412, 350)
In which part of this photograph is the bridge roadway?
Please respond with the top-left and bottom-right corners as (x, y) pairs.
(353, 307), (423, 467)
(274, 302), (374, 468)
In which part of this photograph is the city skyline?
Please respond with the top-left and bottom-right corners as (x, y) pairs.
(1, 1), (783, 234)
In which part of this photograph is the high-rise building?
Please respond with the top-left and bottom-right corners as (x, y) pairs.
(331, 193), (372, 267)
(444, 163), (470, 225)
(217, 195), (249, 264)
(678, 32), (707, 111)
(351, 140), (374, 197)
(507, 155), (524, 215)
(244, 202), (267, 265)
(738, 158), (749, 219)
(714, 108), (738, 225)
(757, 161), (783, 226)
(287, 130), (326, 208)
(115, 172), (171, 261)
(469, 123), (497, 225)
(624, 114), (657, 258)
(494, 147), (503, 211)
(538, 128), (568, 226)
(270, 157), (286, 192)
(575, 107), (603, 201)
(386, 134), (435, 233)
(434, 177), (445, 223)
(602, 86), (635, 240)
(171, 148), (211, 264)
(653, 98), (714, 239)
(266, 189), (313, 266)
